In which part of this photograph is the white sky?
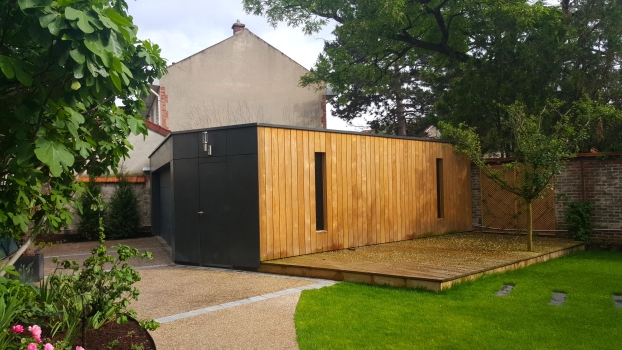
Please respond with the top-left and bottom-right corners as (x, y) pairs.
(127, 0), (368, 131)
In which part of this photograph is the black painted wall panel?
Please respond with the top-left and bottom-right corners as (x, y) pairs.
(150, 137), (173, 172)
(226, 154), (260, 268)
(199, 161), (229, 266)
(172, 159), (201, 263)
(199, 130), (227, 158)
(173, 133), (198, 160)
(226, 127), (258, 155)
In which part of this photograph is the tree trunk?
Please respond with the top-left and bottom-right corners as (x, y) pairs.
(527, 201), (533, 252)
(396, 96), (406, 136)
(0, 235), (33, 276)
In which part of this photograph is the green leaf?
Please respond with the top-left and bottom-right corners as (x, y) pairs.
(102, 8), (132, 28)
(73, 63), (84, 79)
(34, 139), (75, 177)
(106, 31), (124, 57)
(48, 16), (67, 36)
(127, 116), (140, 135)
(63, 106), (85, 124)
(65, 7), (95, 34)
(39, 13), (58, 28)
(18, 0), (40, 10)
(70, 49), (85, 64)
(0, 56), (15, 79)
(109, 71), (122, 91)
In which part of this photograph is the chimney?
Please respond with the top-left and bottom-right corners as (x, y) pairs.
(232, 20), (245, 35)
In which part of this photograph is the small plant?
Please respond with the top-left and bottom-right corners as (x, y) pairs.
(47, 218), (154, 348)
(78, 177), (106, 240)
(565, 201), (593, 242)
(106, 339), (120, 349)
(139, 319), (159, 331)
(130, 344), (144, 350)
(106, 172), (140, 239)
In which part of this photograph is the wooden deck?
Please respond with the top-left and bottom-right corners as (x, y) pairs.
(259, 232), (584, 291)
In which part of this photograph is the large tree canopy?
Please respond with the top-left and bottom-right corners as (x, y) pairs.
(244, 0), (622, 149)
(0, 0), (166, 247)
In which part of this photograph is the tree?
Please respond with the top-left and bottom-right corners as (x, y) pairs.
(244, 0), (622, 151)
(439, 101), (585, 251)
(0, 0), (167, 270)
(106, 173), (140, 239)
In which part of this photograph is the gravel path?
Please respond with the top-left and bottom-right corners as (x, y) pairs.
(39, 237), (326, 349)
(132, 266), (319, 320)
(150, 292), (302, 350)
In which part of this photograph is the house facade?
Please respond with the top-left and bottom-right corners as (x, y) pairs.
(71, 22), (327, 234)
(144, 21), (327, 132)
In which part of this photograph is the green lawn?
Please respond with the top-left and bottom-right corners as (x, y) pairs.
(295, 251), (622, 350)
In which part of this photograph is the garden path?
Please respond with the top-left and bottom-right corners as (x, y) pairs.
(41, 237), (335, 349)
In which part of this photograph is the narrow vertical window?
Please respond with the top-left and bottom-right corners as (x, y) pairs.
(436, 158), (444, 219)
(315, 152), (326, 230)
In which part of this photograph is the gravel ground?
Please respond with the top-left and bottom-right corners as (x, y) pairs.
(132, 267), (315, 320)
(150, 292), (301, 350)
(41, 237), (173, 275)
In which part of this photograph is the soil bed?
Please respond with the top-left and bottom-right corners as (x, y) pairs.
(46, 318), (155, 350)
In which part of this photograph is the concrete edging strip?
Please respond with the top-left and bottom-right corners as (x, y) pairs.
(154, 280), (337, 324)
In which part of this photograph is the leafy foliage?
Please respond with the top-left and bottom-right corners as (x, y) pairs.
(47, 223), (158, 348)
(439, 100), (585, 250)
(106, 173), (140, 239)
(244, 0), (622, 150)
(0, 0), (167, 244)
(565, 201), (593, 242)
(77, 177), (105, 240)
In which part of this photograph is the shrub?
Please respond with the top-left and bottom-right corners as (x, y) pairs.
(106, 174), (140, 239)
(77, 178), (105, 240)
(565, 201), (593, 242)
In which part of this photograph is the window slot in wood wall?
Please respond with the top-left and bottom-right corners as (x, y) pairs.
(315, 152), (326, 230)
(436, 158), (444, 219)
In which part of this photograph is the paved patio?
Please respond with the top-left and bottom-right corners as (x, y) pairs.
(259, 232), (584, 290)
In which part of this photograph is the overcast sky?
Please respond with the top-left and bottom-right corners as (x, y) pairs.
(127, 0), (367, 131)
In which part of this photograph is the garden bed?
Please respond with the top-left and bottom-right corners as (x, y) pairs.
(48, 318), (156, 350)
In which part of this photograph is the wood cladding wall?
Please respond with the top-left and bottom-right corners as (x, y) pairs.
(257, 126), (473, 261)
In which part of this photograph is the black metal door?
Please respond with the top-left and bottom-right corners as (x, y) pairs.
(199, 161), (229, 266)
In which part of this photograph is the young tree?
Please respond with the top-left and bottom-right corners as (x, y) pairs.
(106, 173), (140, 239)
(439, 101), (585, 251)
(0, 0), (167, 270)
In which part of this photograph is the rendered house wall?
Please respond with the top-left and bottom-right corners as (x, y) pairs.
(159, 30), (325, 132)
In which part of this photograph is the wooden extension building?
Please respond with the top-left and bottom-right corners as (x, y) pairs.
(149, 124), (473, 268)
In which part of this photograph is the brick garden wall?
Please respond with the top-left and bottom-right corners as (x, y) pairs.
(472, 154), (622, 244)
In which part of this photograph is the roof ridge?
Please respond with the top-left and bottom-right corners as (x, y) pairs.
(167, 29), (310, 72)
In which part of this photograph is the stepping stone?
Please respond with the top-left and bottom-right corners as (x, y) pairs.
(614, 295), (622, 309)
(495, 284), (515, 296)
(549, 292), (567, 306)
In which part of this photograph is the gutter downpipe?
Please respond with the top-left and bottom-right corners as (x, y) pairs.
(150, 88), (161, 125)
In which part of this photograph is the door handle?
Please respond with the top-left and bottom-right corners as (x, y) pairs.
(198, 211), (204, 215)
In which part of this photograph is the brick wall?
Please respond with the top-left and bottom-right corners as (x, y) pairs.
(472, 154), (622, 243)
(160, 86), (169, 129)
(471, 164), (482, 226)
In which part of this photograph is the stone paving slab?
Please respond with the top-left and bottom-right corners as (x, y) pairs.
(614, 295), (622, 309)
(549, 292), (567, 306)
